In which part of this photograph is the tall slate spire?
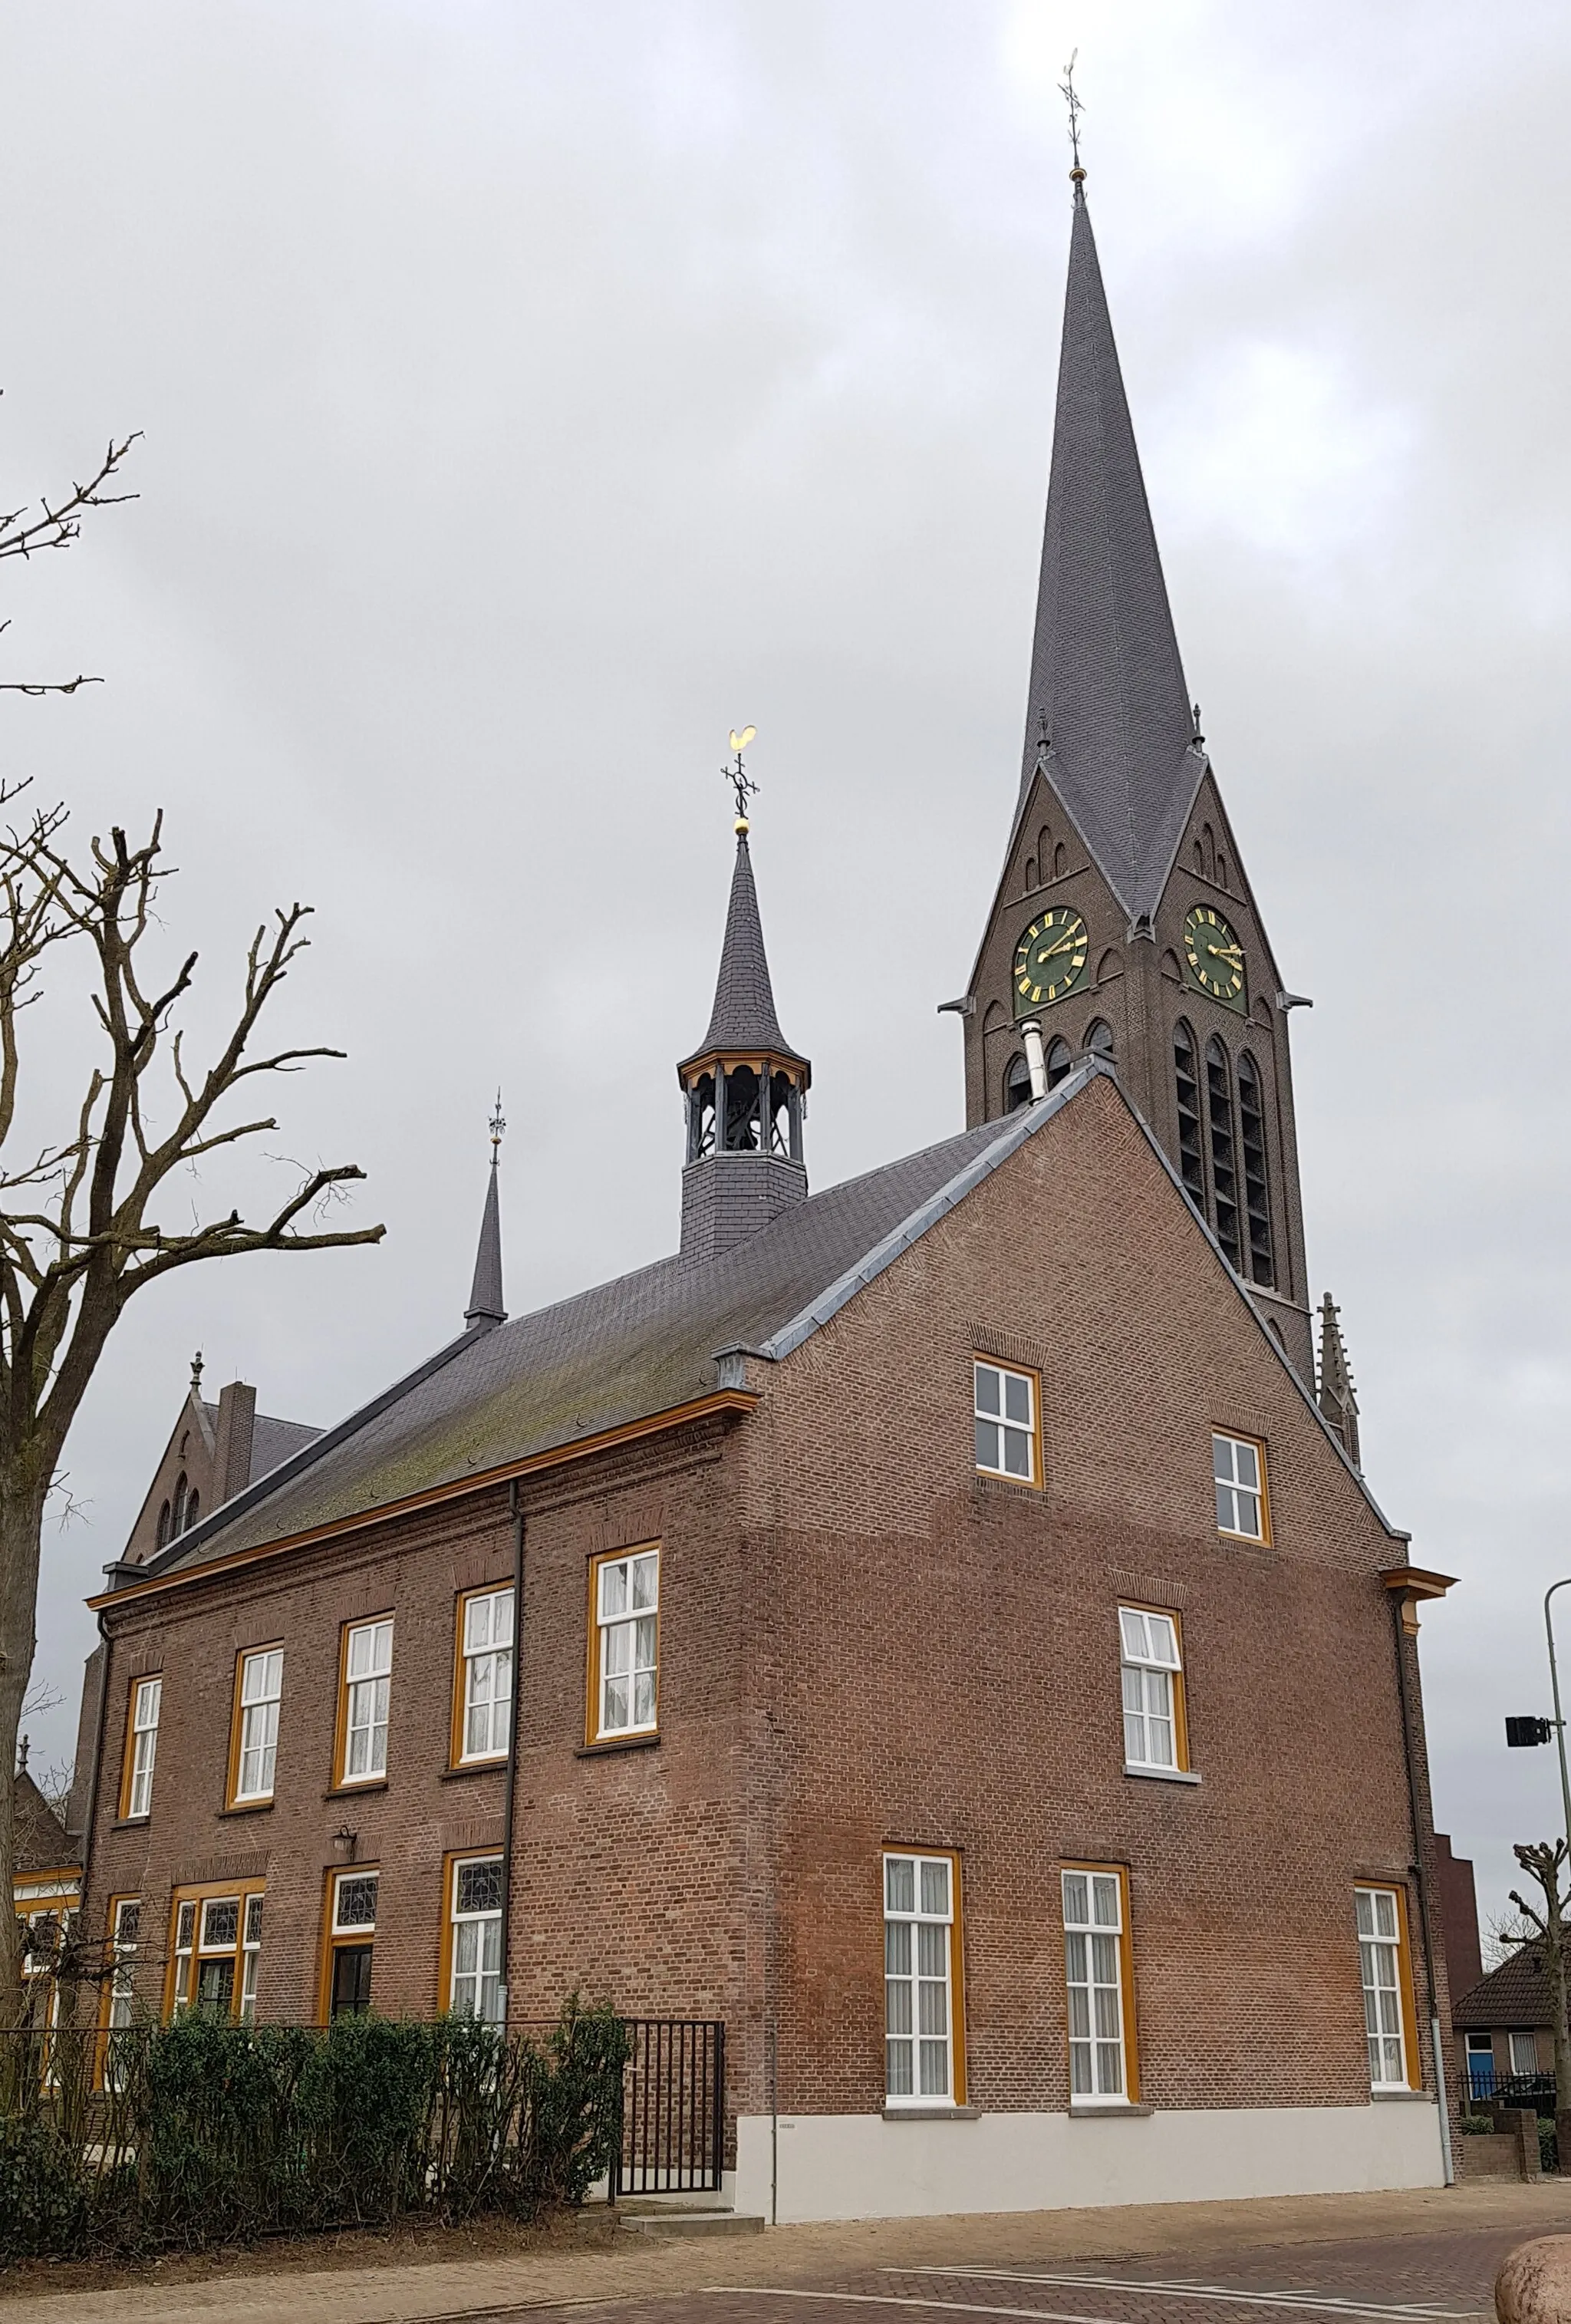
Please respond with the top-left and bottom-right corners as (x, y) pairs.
(1020, 183), (1204, 921)
(464, 1100), (506, 1330)
(680, 832), (807, 1072)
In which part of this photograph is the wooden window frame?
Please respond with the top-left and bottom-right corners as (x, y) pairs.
(881, 1846), (967, 2108)
(972, 1356), (1042, 1488)
(94, 1894), (142, 2088)
(226, 1643), (285, 1808)
(585, 1543), (660, 1746)
(1118, 1604), (1190, 1773)
(450, 1584), (515, 1769)
(163, 1877), (265, 2023)
(1061, 1861), (1140, 2105)
(1355, 1881), (1421, 2092)
(436, 1850), (506, 2022)
(1213, 1429), (1271, 1544)
(117, 1673), (163, 1821)
(318, 1864), (380, 2024)
(334, 1615), (394, 1788)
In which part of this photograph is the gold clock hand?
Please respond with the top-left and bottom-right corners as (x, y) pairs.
(1210, 944), (1243, 964)
(1034, 932), (1080, 963)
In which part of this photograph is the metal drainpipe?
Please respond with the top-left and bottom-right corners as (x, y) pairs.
(497, 1483), (525, 2022)
(1390, 1589), (1455, 2186)
(74, 1609), (114, 1940)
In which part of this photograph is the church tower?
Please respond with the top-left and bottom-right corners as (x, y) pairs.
(959, 173), (1313, 1381)
(677, 796), (810, 1263)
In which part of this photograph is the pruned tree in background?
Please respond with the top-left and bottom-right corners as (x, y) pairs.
(1509, 1840), (1571, 2175)
(0, 426), (384, 2026)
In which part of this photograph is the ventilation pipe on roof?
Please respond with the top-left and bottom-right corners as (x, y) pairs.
(1021, 1018), (1048, 1102)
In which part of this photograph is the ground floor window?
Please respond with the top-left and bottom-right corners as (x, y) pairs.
(1510, 2029), (1540, 2077)
(1464, 2031), (1495, 2099)
(1062, 1863), (1137, 2103)
(167, 1881), (265, 2021)
(324, 1869), (378, 2019)
(883, 1849), (965, 2107)
(1355, 1884), (1418, 2090)
(443, 1854), (505, 2022)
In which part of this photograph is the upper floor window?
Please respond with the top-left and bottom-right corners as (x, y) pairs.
(1214, 1432), (1268, 1542)
(120, 1676), (162, 1821)
(1355, 1885), (1415, 2091)
(589, 1546), (659, 1741)
(338, 1618), (393, 1785)
(230, 1647), (283, 1805)
(884, 1850), (963, 2107)
(973, 1360), (1039, 1485)
(445, 1854), (505, 2024)
(1118, 1608), (1187, 1774)
(455, 1587), (515, 1765)
(1062, 1864), (1137, 2104)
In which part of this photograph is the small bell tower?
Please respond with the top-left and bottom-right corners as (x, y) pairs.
(677, 737), (810, 1262)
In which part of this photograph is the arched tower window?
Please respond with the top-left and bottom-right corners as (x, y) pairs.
(156, 1499), (172, 1550)
(1052, 842), (1068, 876)
(183, 1490), (199, 1531)
(1173, 1022), (1205, 1205)
(1046, 1037), (1072, 1090)
(1085, 1019), (1113, 1061)
(171, 1472), (188, 1537)
(1004, 1053), (1032, 1112)
(1237, 1051), (1274, 1287)
(1205, 1037), (1242, 1271)
(1025, 855), (1037, 892)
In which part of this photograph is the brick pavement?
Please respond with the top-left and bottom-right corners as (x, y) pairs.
(2, 2184), (1569, 2324)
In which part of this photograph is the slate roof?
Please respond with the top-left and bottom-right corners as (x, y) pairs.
(1453, 1951), (1553, 2030)
(14, 1770), (77, 1874)
(678, 832), (808, 1073)
(1019, 187), (1207, 922)
(196, 1399), (321, 1484)
(151, 1098), (1056, 1576)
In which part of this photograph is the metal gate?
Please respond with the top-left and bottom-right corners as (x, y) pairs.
(612, 2019), (725, 2196)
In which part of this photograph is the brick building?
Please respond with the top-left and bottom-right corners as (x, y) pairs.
(67, 175), (1459, 2220)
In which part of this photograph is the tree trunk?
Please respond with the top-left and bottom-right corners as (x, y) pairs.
(0, 1464), (52, 2031)
(1553, 1903), (1571, 2174)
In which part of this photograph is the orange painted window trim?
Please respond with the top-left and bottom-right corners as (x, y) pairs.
(93, 1892), (140, 2085)
(450, 1584), (514, 1771)
(1118, 1602), (1191, 1772)
(226, 1642), (284, 1808)
(1359, 1880), (1424, 2091)
(117, 1673), (162, 1821)
(971, 1355), (1044, 1489)
(163, 1877), (265, 2023)
(1214, 1428), (1272, 1544)
(1061, 1859), (1140, 2104)
(434, 1848), (503, 2016)
(881, 1844), (967, 2108)
(585, 1543), (661, 1748)
(333, 1614), (394, 1789)
(317, 1864), (380, 2025)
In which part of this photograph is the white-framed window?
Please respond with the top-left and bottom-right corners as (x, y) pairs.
(1062, 1867), (1130, 2102)
(107, 1897), (140, 2032)
(1355, 1885), (1409, 2088)
(341, 1618), (393, 1782)
(125, 1676), (161, 1819)
(240, 1894), (264, 2021)
(332, 1870), (380, 1936)
(170, 1884), (265, 2020)
(592, 1548), (659, 1739)
(448, 1855), (505, 2023)
(1510, 2029), (1539, 2077)
(973, 1360), (1038, 1483)
(1214, 1431), (1266, 1540)
(884, 1851), (960, 2105)
(235, 1648), (283, 1802)
(1119, 1608), (1184, 1772)
(326, 1869), (378, 2019)
(459, 1587), (514, 1762)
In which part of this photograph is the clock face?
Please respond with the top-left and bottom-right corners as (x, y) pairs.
(1184, 905), (1247, 1010)
(1013, 908), (1089, 1013)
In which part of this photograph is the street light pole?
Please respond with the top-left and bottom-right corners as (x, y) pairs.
(1544, 1581), (1571, 1859)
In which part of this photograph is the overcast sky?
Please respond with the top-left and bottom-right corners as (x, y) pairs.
(4, 0), (1569, 1943)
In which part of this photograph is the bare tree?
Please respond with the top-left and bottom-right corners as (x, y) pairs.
(0, 428), (383, 2023)
(1509, 1841), (1571, 2174)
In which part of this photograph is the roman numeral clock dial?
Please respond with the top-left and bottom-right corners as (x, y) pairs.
(1013, 908), (1088, 1010)
(1184, 905), (1247, 1014)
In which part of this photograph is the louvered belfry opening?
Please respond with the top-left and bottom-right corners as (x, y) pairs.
(1173, 1023), (1205, 1205)
(1205, 1037), (1242, 1272)
(1237, 1051), (1274, 1287)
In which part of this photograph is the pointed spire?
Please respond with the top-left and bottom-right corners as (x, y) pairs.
(1316, 1293), (1361, 1469)
(1019, 183), (1204, 920)
(678, 829), (807, 1073)
(464, 1094), (506, 1330)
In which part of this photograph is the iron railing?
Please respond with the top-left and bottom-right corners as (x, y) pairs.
(1461, 2065), (1556, 2110)
(612, 2018), (725, 2196)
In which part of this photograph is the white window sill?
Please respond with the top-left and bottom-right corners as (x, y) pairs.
(1371, 2087), (1432, 2101)
(1069, 2101), (1153, 2117)
(882, 2105), (982, 2121)
(1124, 1763), (1201, 1785)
